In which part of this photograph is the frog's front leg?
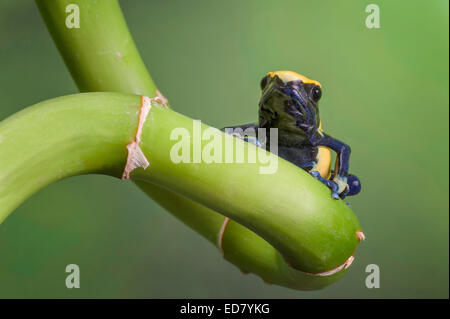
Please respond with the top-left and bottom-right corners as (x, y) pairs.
(309, 170), (341, 199)
(311, 133), (351, 198)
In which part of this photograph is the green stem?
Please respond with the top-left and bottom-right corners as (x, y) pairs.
(0, 92), (359, 287)
(31, 0), (363, 289)
(0, 93), (137, 217)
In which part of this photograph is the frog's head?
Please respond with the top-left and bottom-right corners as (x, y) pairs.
(258, 71), (323, 144)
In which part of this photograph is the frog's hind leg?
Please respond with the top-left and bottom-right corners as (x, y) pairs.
(345, 174), (361, 196)
(311, 168), (361, 200)
(341, 175), (361, 207)
(328, 172), (361, 198)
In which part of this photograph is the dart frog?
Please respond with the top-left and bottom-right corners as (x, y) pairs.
(225, 71), (361, 199)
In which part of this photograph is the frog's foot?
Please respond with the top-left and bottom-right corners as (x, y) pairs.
(331, 190), (340, 200)
(332, 176), (348, 199)
(329, 172), (361, 198)
(310, 171), (340, 199)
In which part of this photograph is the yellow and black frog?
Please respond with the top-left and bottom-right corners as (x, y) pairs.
(224, 71), (361, 199)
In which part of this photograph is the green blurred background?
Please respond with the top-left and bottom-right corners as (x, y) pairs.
(0, 0), (448, 298)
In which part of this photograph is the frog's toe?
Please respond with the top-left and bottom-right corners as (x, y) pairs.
(330, 181), (341, 199)
(310, 171), (321, 179)
(310, 171), (342, 199)
(243, 136), (262, 147)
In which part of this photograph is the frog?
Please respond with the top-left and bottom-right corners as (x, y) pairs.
(224, 71), (361, 200)
(218, 71), (361, 255)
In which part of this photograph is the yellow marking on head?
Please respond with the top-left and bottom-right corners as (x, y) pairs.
(268, 71), (322, 87)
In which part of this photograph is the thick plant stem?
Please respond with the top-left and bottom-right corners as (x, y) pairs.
(0, 92), (360, 286)
(0, 93), (138, 217)
(33, 0), (363, 289)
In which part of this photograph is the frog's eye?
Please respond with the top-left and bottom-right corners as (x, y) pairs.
(310, 85), (322, 102)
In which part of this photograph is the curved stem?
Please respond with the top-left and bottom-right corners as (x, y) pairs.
(0, 93), (139, 218)
(33, 0), (363, 289)
(0, 92), (361, 285)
